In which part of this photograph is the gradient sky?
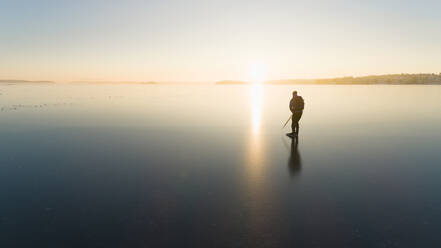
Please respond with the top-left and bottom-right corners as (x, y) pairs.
(1, 0), (440, 82)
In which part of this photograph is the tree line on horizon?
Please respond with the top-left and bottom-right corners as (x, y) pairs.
(266, 73), (441, 85)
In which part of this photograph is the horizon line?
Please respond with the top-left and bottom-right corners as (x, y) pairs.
(2, 72), (441, 84)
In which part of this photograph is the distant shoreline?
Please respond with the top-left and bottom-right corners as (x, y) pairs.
(219, 74), (441, 85)
(265, 73), (441, 85)
(0, 80), (54, 84)
(2, 73), (441, 85)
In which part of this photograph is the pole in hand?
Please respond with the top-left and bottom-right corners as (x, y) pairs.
(282, 115), (292, 129)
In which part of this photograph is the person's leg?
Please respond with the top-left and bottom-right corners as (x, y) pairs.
(292, 112), (300, 134)
(291, 118), (296, 135)
(295, 111), (303, 135)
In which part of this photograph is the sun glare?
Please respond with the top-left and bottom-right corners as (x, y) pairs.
(248, 61), (267, 84)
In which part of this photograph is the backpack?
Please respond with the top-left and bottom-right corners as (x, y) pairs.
(294, 96), (304, 111)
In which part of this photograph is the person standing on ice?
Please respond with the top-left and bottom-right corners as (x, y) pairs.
(287, 91), (304, 137)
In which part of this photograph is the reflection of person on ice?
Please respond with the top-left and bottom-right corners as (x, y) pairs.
(287, 91), (304, 137)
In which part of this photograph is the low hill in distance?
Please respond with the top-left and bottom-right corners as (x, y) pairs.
(216, 80), (248, 85)
(70, 81), (157, 84)
(266, 73), (441, 85)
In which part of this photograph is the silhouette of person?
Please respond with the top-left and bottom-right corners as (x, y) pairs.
(288, 91), (304, 137)
(288, 135), (302, 177)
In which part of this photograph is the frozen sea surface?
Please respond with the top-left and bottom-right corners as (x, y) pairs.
(1, 83), (441, 247)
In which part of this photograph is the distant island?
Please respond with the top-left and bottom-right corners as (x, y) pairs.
(266, 73), (441, 85)
(70, 81), (158, 84)
(215, 80), (248, 85)
(0, 80), (54, 84)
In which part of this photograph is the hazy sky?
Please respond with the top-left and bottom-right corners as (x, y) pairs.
(1, 0), (440, 82)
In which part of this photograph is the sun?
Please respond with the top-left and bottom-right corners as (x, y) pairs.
(248, 61), (267, 84)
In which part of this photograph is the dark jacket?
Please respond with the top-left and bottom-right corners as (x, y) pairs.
(290, 96), (304, 113)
